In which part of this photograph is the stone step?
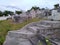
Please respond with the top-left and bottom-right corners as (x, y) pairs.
(36, 24), (51, 28)
(41, 20), (60, 24)
(7, 30), (36, 38)
(26, 26), (40, 33)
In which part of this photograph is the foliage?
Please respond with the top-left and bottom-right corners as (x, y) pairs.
(0, 10), (23, 16)
(45, 38), (52, 45)
(27, 10), (31, 12)
(15, 11), (22, 15)
(54, 4), (59, 9)
(31, 6), (40, 10)
(0, 11), (3, 16)
(3, 10), (14, 16)
(41, 8), (45, 10)
(27, 6), (40, 13)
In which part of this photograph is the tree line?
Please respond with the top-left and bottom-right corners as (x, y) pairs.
(0, 3), (59, 17)
(0, 10), (23, 16)
(0, 6), (41, 16)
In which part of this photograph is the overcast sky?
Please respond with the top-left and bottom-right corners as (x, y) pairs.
(0, 0), (60, 11)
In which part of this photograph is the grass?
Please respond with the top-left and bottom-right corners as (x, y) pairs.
(0, 18), (41, 45)
(45, 38), (52, 45)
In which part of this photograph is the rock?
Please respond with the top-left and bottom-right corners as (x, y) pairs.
(3, 30), (39, 45)
(3, 20), (60, 45)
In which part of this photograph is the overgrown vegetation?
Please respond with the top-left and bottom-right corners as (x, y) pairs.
(0, 18), (41, 45)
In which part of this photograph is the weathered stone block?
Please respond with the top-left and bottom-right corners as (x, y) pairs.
(3, 30), (38, 45)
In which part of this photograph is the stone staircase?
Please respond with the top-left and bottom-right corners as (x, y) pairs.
(3, 20), (60, 45)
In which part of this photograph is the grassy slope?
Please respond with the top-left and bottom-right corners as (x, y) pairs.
(0, 18), (41, 45)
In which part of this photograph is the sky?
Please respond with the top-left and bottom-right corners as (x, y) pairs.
(0, 0), (60, 11)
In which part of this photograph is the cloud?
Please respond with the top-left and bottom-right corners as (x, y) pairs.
(0, 0), (60, 11)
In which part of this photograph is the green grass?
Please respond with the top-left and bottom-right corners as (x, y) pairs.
(45, 38), (52, 45)
(0, 18), (42, 45)
(38, 38), (52, 45)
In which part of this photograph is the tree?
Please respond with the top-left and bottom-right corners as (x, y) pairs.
(0, 11), (3, 16)
(15, 11), (22, 15)
(41, 8), (45, 10)
(3, 10), (14, 16)
(54, 4), (59, 9)
(8, 11), (14, 15)
(31, 6), (40, 10)
(27, 10), (31, 12)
